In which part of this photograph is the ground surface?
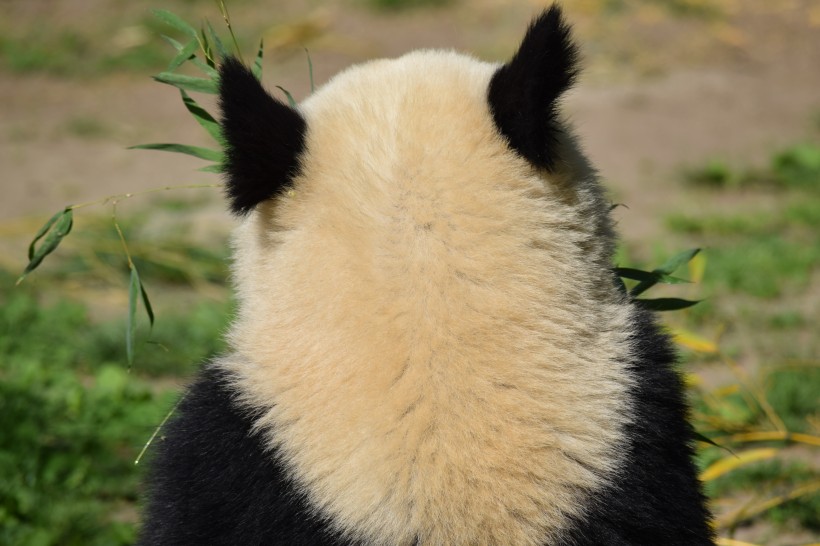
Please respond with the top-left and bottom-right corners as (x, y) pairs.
(2, 0), (819, 239)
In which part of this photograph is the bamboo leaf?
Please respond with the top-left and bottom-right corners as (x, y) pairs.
(252, 39), (264, 80)
(27, 209), (63, 260)
(700, 448), (779, 482)
(206, 20), (229, 59)
(180, 90), (223, 143)
(127, 265), (140, 366)
(717, 480), (820, 530)
(190, 57), (219, 78)
(167, 38), (198, 71)
(198, 163), (224, 173)
(305, 48), (314, 93)
(635, 298), (700, 312)
(276, 86), (297, 108)
(129, 143), (223, 162)
(688, 251), (707, 284)
(693, 431), (731, 452)
(716, 539), (763, 546)
(670, 327), (719, 354)
(656, 248), (702, 276)
(18, 208), (73, 284)
(199, 26), (215, 68)
(140, 280), (154, 329)
(161, 35), (186, 52)
(629, 248), (701, 297)
(152, 9), (199, 40)
(153, 72), (218, 94)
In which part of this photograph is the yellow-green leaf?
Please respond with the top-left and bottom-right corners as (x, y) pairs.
(276, 86), (297, 108)
(153, 72), (218, 94)
(127, 265), (140, 366)
(152, 9), (198, 40)
(252, 39), (264, 80)
(670, 327), (719, 353)
(18, 208), (73, 284)
(129, 143), (223, 162)
(180, 90), (222, 144)
(700, 447), (779, 482)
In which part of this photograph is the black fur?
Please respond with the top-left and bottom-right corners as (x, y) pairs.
(219, 57), (307, 215)
(136, 365), (347, 545)
(487, 4), (579, 170)
(565, 303), (715, 545)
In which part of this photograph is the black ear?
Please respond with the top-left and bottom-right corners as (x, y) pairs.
(487, 4), (579, 170)
(219, 57), (307, 215)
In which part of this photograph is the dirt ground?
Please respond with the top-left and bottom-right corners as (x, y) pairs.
(2, 0), (819, 244)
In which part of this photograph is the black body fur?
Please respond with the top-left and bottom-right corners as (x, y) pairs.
(219, 57), (307, 215)
(137, 365), (345, 546)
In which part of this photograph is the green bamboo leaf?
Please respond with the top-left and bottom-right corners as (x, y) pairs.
(167, 38), (198, 71)
(304, 48), (314, 93)
(693, 431), (732, 454)
(129, 143), (223, 162)
(252, 39), (264, 80)
(27, 209), (63, 260)
(616, 267), (690, 285)
(656, 274), (690, 285)
(276, 86), (297, 108)
(206, 20), (229, 59)
(180, 90), (223, 143)
(198, 163), (224, 173)
(656, 248), (701, 276)
(127, 265), (140, 366)
(630, 248), (700, 297)
(161, 34), (186, 52)
(18, 208), (73, 284)
(615, 267), (656, 282)
(152, 9), (199, 40)
(153, 72), (218, 94)
(140, 279), (155, 329)
(635, 298), (700, 312)
(190, 57), (219, 78)
(200, 27), (215, 68)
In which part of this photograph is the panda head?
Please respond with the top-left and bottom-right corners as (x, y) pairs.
(216, 5), (633, 545)
(218, 4), (617, 318)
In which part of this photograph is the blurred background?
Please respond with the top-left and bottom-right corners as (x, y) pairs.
(0, 0), (818, 544)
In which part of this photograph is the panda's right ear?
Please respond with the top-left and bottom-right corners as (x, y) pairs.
(219, 57), (307, 215)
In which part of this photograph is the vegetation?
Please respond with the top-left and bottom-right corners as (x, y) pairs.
(657, 142), (820, 543)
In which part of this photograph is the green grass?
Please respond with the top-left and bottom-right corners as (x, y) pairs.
(0, 264), (231, 544)
(668, 143), (820, 299)
(0, 24), (169, 77)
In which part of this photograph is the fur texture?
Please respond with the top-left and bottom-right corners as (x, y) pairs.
(489, 5), (579, 170)
(138, 5), (714, 545)
(220, 56), (307, 215)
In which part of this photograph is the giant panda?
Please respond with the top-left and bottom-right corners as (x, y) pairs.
(137, 5), (715, 545)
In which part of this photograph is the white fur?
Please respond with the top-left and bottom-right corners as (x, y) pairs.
(221, 50), (636, 545)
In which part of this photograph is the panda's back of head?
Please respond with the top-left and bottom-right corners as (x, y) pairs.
(217, 6), (636, 545)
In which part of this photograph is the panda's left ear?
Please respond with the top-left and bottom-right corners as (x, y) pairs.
(487, 4), (579, 171)
(219, 57), (307, 215)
